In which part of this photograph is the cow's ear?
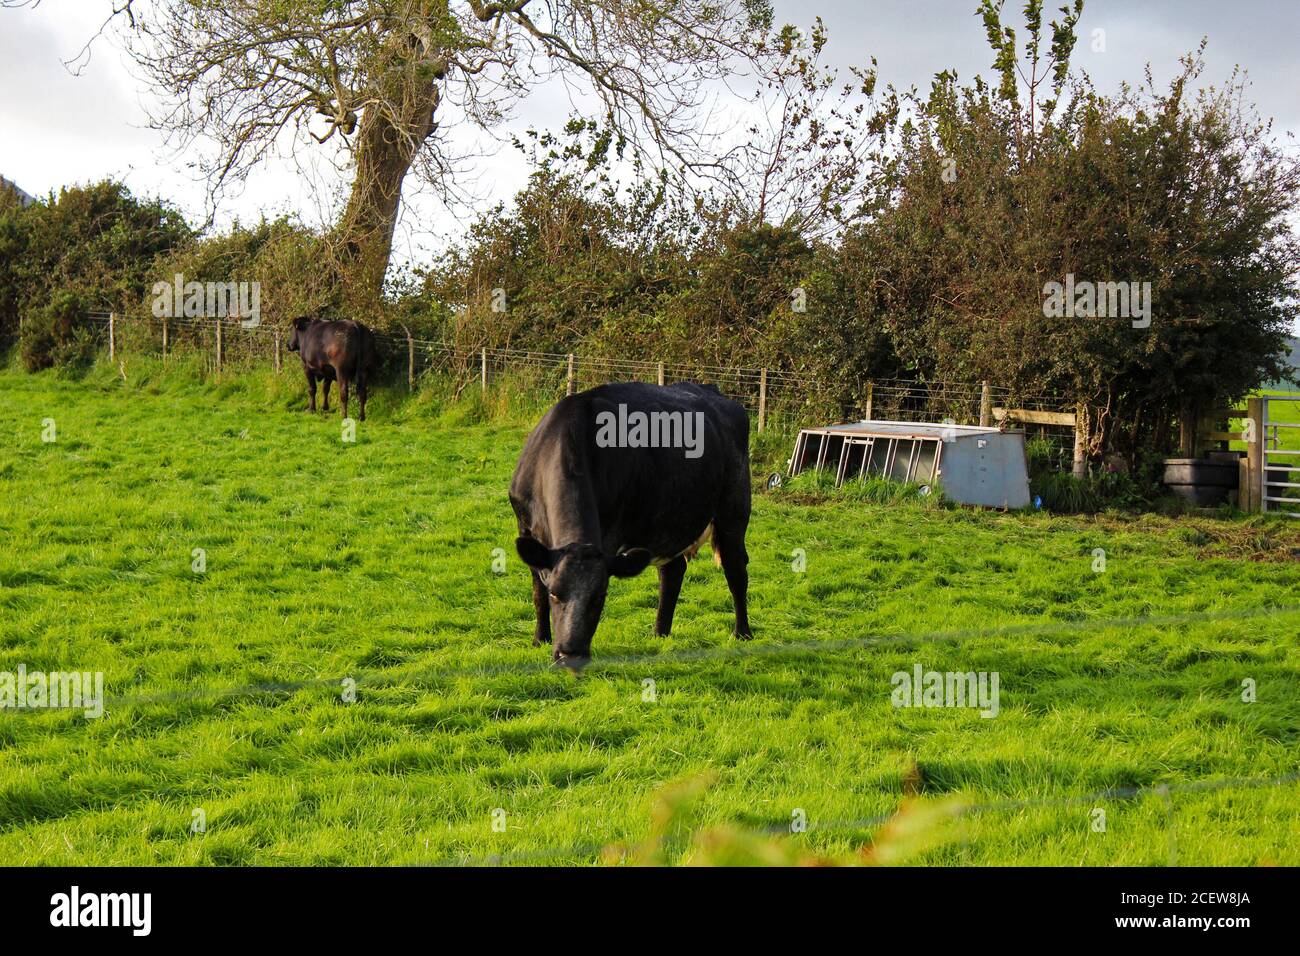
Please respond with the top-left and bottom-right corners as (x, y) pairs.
(515, 536), (557, 571)
(608, 548), (653, 578)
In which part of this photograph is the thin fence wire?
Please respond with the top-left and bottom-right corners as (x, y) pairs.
(89, 311), (1078, 459)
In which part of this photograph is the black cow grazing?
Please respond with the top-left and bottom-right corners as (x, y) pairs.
(286, 317), (378, 421)
(510, 381), (752, 667)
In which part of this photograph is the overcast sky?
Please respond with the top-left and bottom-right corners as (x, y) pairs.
(2, 0), (1297, 268)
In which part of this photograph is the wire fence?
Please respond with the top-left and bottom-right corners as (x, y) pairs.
(90, 311), (1081, 463)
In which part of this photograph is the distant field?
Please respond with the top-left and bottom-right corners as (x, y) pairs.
(1223, 390), (1300, 451)
(1262, 390), (1300, 451)
(1, 359), (1299, 865)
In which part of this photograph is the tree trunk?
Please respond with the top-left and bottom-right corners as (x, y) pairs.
(1177, 398), (1202, 458)
(331, 75), (441, 316)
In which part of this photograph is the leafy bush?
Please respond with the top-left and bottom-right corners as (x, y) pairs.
(3, 181), (189, 364)
(1031, 471), (1098, 514)
(1025, 436), (1161, 512)
(1027, 454), (1160, 514)
(147, 217), (336, 327)
(19, 290), (94, 371)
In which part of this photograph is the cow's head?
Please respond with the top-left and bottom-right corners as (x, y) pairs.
(515, 538), (652, 666)
(286, 316), (314, 353)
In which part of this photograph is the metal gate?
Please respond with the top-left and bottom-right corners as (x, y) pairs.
(1262, 395), (1300, 516)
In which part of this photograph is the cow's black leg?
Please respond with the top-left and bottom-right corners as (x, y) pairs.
(356, 372), (367, 422)
(655, 556), (687, 637)
(338, 376), (350, 421)
(321, 378), (331, 412)
(530, 570), (552, 646)
(305, 371), (318, 412)
(713, 527), (752, 640)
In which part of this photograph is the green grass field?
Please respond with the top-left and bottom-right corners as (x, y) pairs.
(2, 357), (1299, 865)
(1263, 390), (1300, 449)
(1223, 389), (1300, 451)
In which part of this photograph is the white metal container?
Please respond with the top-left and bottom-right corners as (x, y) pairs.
(788, 420), (1032, 509)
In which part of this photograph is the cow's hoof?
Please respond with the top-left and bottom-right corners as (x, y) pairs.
(734, 630), (753, 641)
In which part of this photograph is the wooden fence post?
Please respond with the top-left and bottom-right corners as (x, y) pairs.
(758, 368), (768, 433)
(980, 382), (991, 427)
(657, 361), (665, 386)
(215, 318), (223, 371)
(1072, 403), (1088, 479)
(480, 347), (487, 393)
(1245, 396), (1264, 512)
(566, 353), (575, 396)
(864, 381), (874, 421)
(162, 317), (168, 362)
(108, 312), (116, 361)
(406, 328), (415, 390)
(273, 328), (281, 373)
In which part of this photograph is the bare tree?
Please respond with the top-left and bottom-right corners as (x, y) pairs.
(721, 18), (899, 238)
(6, 0), (783, 312)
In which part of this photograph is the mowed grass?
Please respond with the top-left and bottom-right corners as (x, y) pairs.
(1, 358), (1299, 866)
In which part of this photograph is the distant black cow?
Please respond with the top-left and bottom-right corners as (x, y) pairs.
(287, 317), (378, 421)
(509, 381), (752, 667)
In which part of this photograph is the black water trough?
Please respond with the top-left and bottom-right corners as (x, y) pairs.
(1162, 455), (1240, 506)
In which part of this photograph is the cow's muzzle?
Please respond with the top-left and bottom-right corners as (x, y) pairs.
(552, 650), (591, 672)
